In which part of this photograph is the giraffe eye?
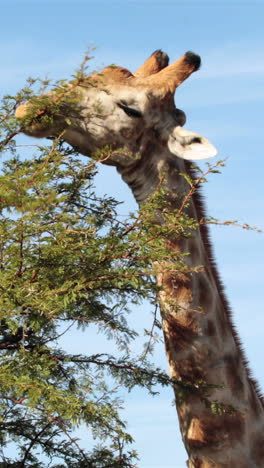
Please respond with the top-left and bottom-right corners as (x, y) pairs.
(117, 102), (142, 118)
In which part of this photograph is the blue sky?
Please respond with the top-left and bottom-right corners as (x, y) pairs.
(1, 1), (264, 467)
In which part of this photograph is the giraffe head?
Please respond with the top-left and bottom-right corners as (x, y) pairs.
(16, 50), (217, 200)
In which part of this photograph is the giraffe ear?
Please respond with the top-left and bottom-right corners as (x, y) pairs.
(168, 126), (217, 161)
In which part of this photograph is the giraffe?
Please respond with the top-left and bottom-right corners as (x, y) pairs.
(15, 50), (264, 467)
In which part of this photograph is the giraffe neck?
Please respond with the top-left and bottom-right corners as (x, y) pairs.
(119, 152), (264, 467)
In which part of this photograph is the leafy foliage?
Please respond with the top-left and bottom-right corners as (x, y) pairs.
(0, 80), (174, 467)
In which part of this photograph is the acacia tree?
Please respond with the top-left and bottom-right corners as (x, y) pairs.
(0, 78), (179, 467)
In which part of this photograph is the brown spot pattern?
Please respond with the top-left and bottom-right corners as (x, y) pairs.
(165, 314), (198, 352)
(187, 412), (245, 449)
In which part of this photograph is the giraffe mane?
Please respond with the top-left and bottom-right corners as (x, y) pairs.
(187, 161), (264, 408)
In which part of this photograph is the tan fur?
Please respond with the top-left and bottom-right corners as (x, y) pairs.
(15, 102), (28, 118)
(143, 54), (200, 94)
(134, 50), (169, 77)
